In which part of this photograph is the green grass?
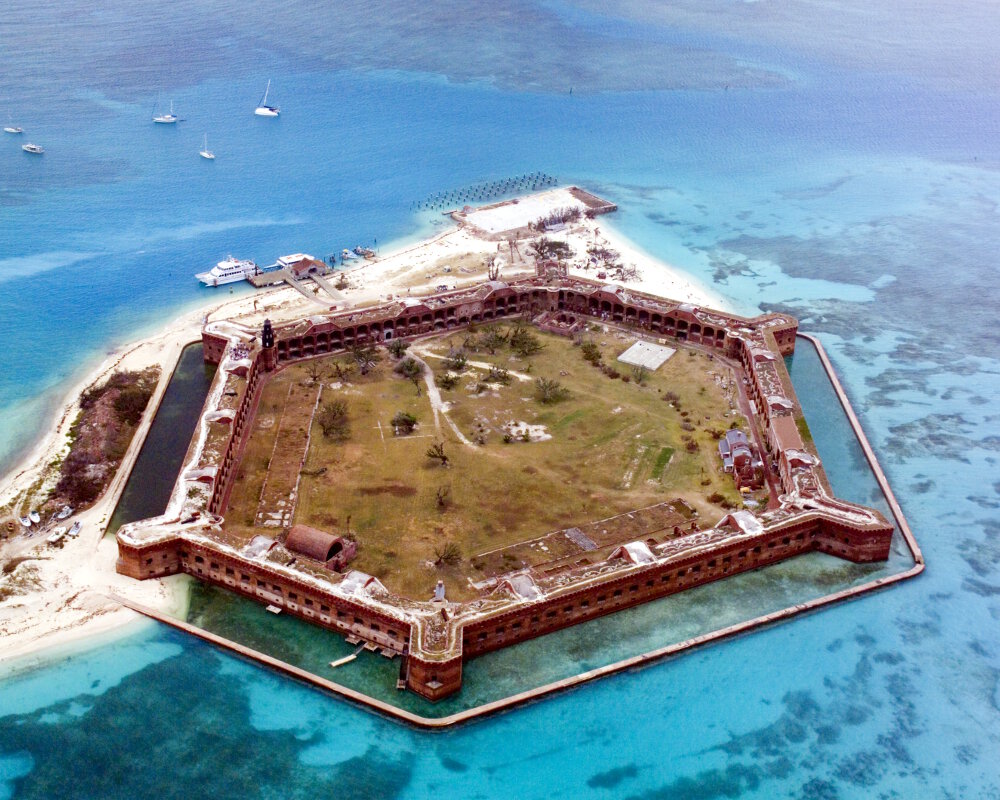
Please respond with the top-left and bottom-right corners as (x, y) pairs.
(796, 416), (814, 445)
(651, 447), (675, 480)
(227, 329), (746, 600)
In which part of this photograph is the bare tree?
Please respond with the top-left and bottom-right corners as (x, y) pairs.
(304, 361), (326, 385)
(435, 485), (451, 510)
(350, 344), (380, 376)
(434, 541), (461, 566)
(425, 442), (449, 467)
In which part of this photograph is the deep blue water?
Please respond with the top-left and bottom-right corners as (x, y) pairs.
(2, 1), (999, 797)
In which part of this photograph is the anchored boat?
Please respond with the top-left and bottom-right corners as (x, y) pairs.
(254, 80), (279, 117)
(153, 100), (178, 124)
(199, 133), (215, 160)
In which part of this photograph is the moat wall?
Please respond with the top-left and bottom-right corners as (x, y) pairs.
(119, 277), (899, 703)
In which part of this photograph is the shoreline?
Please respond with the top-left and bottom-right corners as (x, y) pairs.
(0, 207), (729, 674)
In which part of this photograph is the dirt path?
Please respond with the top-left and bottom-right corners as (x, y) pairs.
(406, 351), (476, 449)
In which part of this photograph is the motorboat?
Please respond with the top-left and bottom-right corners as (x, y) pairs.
(21, 143), (44, 154)
(68, 521), (82, 537)
(153, 100), (178, 124)
(56, 504), (73, 520)
(29, 510), (40, 524)
(19, 516), (31, 528)
(254, 80), (279, 117)
(47, 527), (67, 544)
(195, 256), (260, 286)
(4, 125), (23, 134)
(199, 133), (215, 160)
(341, 249), (359, 261)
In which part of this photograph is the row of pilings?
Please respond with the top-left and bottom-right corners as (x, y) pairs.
(411, 172), (557, 212)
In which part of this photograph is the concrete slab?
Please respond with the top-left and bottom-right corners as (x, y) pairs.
(617, 340), (676, 371)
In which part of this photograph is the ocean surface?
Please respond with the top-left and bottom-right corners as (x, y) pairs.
(1, 0), (999, 797)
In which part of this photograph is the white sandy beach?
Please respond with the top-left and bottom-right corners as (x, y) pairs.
(0, 193), (728, 669)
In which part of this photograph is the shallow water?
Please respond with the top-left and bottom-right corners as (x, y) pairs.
(2, 0), (999, 797)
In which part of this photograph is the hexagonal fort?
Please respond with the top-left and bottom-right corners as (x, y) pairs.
(116, 275), (894, 701)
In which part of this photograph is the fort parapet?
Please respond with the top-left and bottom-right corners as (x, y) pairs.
(118, 275), (893, 701)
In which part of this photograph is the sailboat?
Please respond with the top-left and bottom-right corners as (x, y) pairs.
(199, 133), (215, 160)
(254, 80), (279, 117)
(153, 100), (178, 124)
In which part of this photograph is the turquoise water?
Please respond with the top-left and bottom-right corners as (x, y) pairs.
(2, 1), (999, 797)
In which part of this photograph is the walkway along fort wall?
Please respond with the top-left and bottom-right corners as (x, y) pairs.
(117, 276), (894, 702)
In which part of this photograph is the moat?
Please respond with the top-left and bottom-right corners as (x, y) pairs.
(113, 260), (919, 720)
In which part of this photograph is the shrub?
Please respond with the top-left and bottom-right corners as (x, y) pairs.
(444, 349), (468, 371)
(113, 385), (153, 426)
(534, 377), (569, 404)
(437, 373), (459, 390)
(391, 411), (417, 435)
(487, 365), (511, 385)
(580, 341), (601, 364)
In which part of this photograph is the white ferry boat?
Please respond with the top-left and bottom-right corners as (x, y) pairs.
(195, 256), (260, 287)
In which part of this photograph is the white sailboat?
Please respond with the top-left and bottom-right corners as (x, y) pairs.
(199, 133), (215, 160)
(153, 100), (178, 124)
(254, 80), (279, 117)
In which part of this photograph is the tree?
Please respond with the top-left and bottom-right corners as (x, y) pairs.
(387, 338), (409, 358)
(631, 365), (649, 385)
(304, 361), (326, 385)
(534, 377), (569, 404)
(394, 357), (423, 384)
(485, 254), (501, 281)
(331, 360), (355, 381)
(391, 411), (418, 435)
(509, 325), (544, 357)
(478, 326), (508, 354)
(426, 442), (449, 467)
(530, 237), (573, 262)
(435, 485), (451, 510)
(350, 344), (380, 376)
(318, 399), (350, 440)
